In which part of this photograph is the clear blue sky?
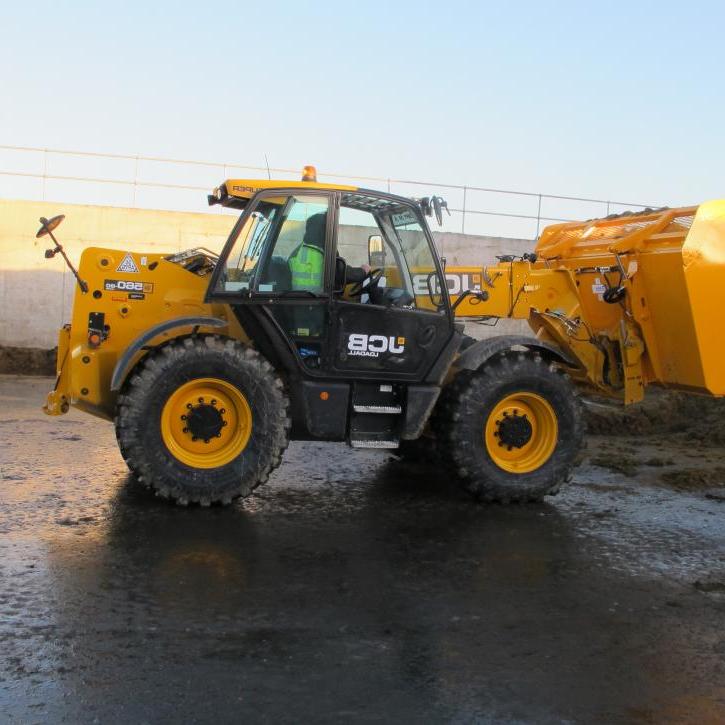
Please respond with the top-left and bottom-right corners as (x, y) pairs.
(1, 0), (723, 231)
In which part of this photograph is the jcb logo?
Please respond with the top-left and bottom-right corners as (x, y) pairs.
(412, 273), (481, 296)
(348, 334), (406, 358)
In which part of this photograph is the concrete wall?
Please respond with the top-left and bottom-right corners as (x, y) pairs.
(0, 198), (533, 348)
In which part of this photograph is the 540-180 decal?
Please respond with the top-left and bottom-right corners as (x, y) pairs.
(104, 279), (154, 294)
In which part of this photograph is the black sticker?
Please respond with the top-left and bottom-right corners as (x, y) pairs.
(128, 292), (145, 300)
(104, 279), (154, 293)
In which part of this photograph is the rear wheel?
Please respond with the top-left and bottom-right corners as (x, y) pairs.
(437, 352), (584, 502)
(115, 336), (290, 506)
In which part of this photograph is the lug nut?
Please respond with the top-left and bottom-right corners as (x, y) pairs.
(222, 421), (227, 427)
(186, 403), (193, 409)
(219, 408), (226, 414)
(181, 414), (187, 420)
(182, 427), (188, 433)
(211, 399), (217, 406)
(198, 397), (204, 403)
(216, 433), (222, 438)
(191, 436), (197, 442)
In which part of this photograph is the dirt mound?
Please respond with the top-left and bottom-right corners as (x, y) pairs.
(659, 468), (725, 491)
(585, 390), (725, 443)
(0, 346), (56, 375)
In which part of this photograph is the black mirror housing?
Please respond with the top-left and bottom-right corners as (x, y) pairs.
(334, 256), (347, 293)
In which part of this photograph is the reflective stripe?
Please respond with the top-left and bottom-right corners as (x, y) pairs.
(289, 243), (324, 292)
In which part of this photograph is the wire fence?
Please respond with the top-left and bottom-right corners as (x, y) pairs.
(0, 144), (657, 240)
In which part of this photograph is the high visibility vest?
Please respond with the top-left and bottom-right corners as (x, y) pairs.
(288, 243), (324, 292)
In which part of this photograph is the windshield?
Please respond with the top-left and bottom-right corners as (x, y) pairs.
(385, 207), (444, 309)
(218, 201), (281, 291)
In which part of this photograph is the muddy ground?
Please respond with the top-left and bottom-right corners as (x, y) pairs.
(1, 376), (725, 723)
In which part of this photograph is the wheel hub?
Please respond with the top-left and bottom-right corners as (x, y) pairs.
(161, 378), (252, 468)
(184, 401), (225, 443)
(484, 392), (558, 474)
(496, 411), (533, 449)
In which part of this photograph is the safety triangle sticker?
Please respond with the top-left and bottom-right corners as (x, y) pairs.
(116, 253), (140, 273)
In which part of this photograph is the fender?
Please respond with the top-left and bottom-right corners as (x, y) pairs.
(110, 316), (228, 392)
(454, 334), (575, 372)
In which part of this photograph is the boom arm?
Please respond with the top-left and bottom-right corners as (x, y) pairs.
(443, 255), (648, 404)
(442, 202), (725, 404)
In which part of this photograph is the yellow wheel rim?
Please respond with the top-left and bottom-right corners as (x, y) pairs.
(160, 378), (252, 469)
(484, 392), (558, 473)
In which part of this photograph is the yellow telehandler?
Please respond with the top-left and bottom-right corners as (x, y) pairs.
(40, 167), (725, 505)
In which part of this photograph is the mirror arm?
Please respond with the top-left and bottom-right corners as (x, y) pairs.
(44, 227), (89, 294)
(451, 289), (490, 311)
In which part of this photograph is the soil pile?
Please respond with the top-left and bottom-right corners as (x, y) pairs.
(585, 390), (725, 443)
(0, 346), (56, 376)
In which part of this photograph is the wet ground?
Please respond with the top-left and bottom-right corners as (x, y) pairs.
(2, 375), (725, 724)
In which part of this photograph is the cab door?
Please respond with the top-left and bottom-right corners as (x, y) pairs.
(330, 192), (453, 382)
(206, 190), (336, 375)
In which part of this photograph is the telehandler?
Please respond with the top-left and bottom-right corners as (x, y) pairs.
(41, 167), (725, 505)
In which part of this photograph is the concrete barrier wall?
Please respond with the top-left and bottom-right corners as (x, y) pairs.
(0, 198), (533, 348)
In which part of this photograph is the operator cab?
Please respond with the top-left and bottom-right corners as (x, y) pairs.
(206, 168), (462, 447)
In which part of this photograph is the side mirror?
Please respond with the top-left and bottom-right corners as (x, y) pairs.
(368, 234), (385, 267)
(334, 256), (347, 293)
(36, 214), (65, 238)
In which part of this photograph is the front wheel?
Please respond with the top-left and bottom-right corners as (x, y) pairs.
(437, 353), (584, 502)
(115, 336), (290, 506)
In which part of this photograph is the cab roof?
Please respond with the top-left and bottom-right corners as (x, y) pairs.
(208, 176), (359, 209)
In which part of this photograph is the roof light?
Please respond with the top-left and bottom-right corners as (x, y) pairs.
(301, 165), (317, 182)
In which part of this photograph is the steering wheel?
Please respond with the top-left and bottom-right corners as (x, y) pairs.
(349, 267), (383, 297)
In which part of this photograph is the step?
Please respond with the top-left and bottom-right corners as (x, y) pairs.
(352, 404), (402, 414)
(350, 439), (400, 449)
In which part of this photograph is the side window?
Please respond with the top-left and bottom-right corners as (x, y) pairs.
(337, 194), (443, 311)
(338, 197), (412, 307)
(386, 209), (444, 311)
(216, 201), (280, 292)
(337, 206), (380, 268)
(215, 194), (329, 295)
(258, 195), (330, 293)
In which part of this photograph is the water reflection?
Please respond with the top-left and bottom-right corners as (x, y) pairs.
(34, 460), (725, 722)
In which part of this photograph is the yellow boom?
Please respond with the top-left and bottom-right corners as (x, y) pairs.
(447, 201), (725, 403)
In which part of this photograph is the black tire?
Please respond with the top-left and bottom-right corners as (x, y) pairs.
(114, 335), (290, 506)
(393, 436), (440, 465)
(436, 352), (584, 502)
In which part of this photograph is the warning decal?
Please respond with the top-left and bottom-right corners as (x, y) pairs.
(116, 254), (140, 273)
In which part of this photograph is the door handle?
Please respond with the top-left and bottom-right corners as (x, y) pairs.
(418, 325), (436, 348)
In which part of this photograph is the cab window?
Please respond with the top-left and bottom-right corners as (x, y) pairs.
(215, 194), (330, 294)
(386, 209), (444, 310)
(337, 193), (444, 310)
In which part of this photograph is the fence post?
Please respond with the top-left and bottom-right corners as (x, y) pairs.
(41, 148), (48, 201)
(535, 194), (543, 239)
(462, 186), (467, 234)
(132, 154), (139, 207)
